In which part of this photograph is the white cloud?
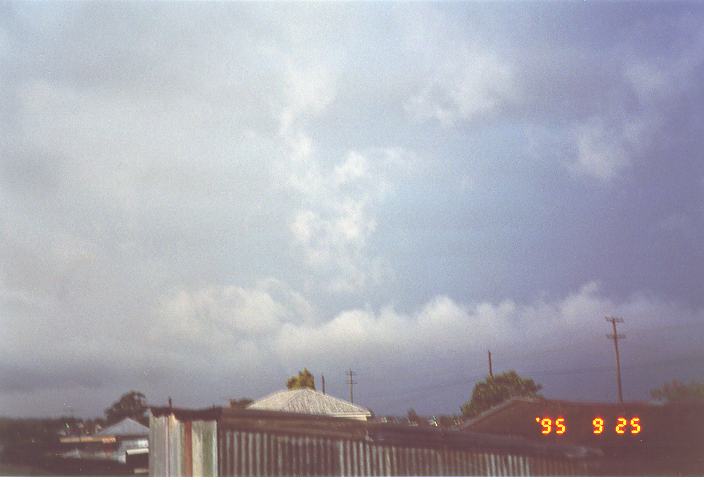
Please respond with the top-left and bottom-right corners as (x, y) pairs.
(290, 210), (318, 246)
(405, 46), (518, 126)
(272, 281), (704, 392)
(570, 25), (703, 183)
(289, 195), (378, 292)
(288, 148), (411, 293)
(624, 63), (669, 104)
(279, 64), (337, 135)
(572, 119), (631, 182)
(334, 151), (368, 186)
(624, 22), (704, 109)
(152, 278), (315, 347)
(156, 286), (283, 339)
(1, 3), (702, 416)
(274, 62), (395, 294)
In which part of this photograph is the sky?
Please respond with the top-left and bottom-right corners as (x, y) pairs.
(1, 2), (703, 419)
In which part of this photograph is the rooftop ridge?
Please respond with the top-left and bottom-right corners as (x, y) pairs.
(247, 388), (371, 416)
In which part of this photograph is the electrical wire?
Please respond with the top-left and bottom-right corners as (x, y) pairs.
(364, 351), (704, 411)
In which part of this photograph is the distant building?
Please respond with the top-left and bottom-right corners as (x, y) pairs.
(58, 417), (149, 473)
(247, 388), (372, 421)
(372, 415), (427, 426)
(96, 417), (149, 464)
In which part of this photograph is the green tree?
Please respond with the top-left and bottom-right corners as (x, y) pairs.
(286, 368), (316, 390)
(651, 380), (704, 403)
(461, 370), (542, 418)
(229, 398), (254, 409)
(104, 391), (148, 425)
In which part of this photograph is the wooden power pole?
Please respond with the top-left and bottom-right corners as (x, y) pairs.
(346, 369), (357, 404)
(488, 350), (494, 379)
(605, 316), (625, 403)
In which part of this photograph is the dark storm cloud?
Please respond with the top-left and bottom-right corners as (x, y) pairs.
(0, 2), (702, 417)
(0, 362), (114, 394)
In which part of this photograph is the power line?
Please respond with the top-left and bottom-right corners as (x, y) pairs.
(490, 319), (702, 366)
(626, 320), (704, 334)
(365, 352), (704, 408)
(621, 353), (704, 371)
(354, 319), (702, 387)
(369, 375), (486, 411)
(525, 352), (704, 377)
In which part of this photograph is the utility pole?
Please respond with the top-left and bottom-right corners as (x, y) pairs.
(322, 375), (326, 395)
(346, 369), (357, 404)
(488, 350), (494, 379)
(605, 316), (625, 403)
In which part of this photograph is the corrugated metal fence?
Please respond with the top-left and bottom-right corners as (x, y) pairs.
(151, 407), (596, 476)
(150, 414), (217, 476)
(217, 430), (587, 476)
(217, 431), (573, 476)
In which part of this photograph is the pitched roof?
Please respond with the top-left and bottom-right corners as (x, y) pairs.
(247, 388), (371, 418)
(97, 417), (149, 437)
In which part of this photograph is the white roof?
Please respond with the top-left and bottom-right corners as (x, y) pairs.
(247, 388), (371, 419)
(97, 417), (149, 437)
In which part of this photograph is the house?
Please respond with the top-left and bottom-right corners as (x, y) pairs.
(246, 388), (372, 421)
(96, 417), (149, 465)
(461, 397), (704, 475)
(58, 417), (149, 473)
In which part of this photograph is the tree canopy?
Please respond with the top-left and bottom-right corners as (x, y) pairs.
(229, 398), (254, 409)
(104, 391), (148, 425)
(286, 368), (316, 390)
(651, 379), (704, 403)
(461, 370), (542, 418)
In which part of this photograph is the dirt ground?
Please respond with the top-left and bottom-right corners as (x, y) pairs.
(0, 461), (52, 476)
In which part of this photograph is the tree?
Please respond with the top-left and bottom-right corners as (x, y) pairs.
(461, 370), (542, 418)
(651, 380), (704, 403)
(286, 368), (316, 390)
(104, 391), (148, 425)
(229, 398), (253, 409)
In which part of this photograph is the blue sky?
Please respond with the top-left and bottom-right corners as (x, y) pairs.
(0, 2), (702, 418)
